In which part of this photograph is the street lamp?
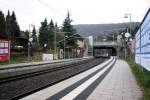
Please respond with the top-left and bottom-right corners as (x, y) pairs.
(54, 29), (57, 60)
(28, 24), (34, 61)
(63, 33), (79, 59)
(124, 14), (132, 59)
(54, 32), (69, 59)
(124, 14), (132, 35)
(64, 35), (67, 59)
(56, 33), (81, 59)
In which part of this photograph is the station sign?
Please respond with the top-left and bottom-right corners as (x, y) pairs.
(0, 40), (10, 60)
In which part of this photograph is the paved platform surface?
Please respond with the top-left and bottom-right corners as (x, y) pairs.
(87, 60), (143, 100)
(21, 58), (142, 100)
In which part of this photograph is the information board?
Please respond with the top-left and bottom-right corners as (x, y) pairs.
(42, 54), (53, 61)
(0, 40), (10, 60)
(135, 9), (150, 71)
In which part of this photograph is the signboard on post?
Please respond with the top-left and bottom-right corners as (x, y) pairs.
(0, 40), (10, 60)
(42, 54), (53, 61)
(59, 49), (63, 59)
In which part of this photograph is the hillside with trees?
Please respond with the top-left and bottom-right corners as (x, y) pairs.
(74, 22), (140, 36)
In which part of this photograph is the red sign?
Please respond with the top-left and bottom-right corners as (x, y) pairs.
(0, 40), (10, 60)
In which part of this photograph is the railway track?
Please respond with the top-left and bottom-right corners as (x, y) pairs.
(0, 58), (92, 79)
(0, 58), (93, 84)
(0, 58), (106, 100)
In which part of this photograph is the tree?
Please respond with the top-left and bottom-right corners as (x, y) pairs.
(6, 10), (20, 41)
(32, 26), (37, 43)
(20, 30), (29, 39)
(11, 11), (20, 38)
(6, 10), (12, 39)
(49, 19), (54, 29)
(54, 22), (64, 48)
(0, 11), (6, 36)
(39, 18), (49, 48)
(62, 11), (77, 48)
(48, 19), (55, 49)
(55, 22), (58, 30)
(31, 26), (38, 49)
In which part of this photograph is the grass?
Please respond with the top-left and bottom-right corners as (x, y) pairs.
(0, 53), (42, 78)
(0, 56), (29, 65)
(0, 52), (42, 65)
(127, 55), (150, 100)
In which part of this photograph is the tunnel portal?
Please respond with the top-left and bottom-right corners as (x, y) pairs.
(93, 46), (117, 57)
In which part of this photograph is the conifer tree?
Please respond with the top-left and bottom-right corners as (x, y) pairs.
(32, 26), (37, 42)
(48, 19), (55, 48)
(39, 18), (49, 48)
(11, 11), (20, 38)
(62, 11), (77, 48)
(32, 26), (38, 49)
(0, 11), (6, 36)
(49, 19), (54, 28)
(6, 10), (20, 41)
(6, 10), (12, 39)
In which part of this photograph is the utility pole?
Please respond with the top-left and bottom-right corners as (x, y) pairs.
(28, 24), (34, 61)
(6, 20), (11, 64)
(124, 14), (132, 35)
(28, 24), (30, 61)
(54, 29), (57, 60)
(129, 14), (131, 36)
(124, 41), (127, 59)
(64, 36), (66, 59)
(54, 32), (69, 59)
(124, 14), (132, 59)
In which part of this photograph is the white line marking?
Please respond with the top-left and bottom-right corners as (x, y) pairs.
(20, 57), (113, 100)
(60, 58), (115, 100)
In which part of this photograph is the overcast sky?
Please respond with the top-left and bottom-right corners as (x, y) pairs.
(0, 0), (149, 30)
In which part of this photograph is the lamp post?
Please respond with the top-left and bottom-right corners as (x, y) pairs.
(64, 35), (66, 59)
(124, 14), (132, 35)
(28, 24), (34, 61)
(124, 14), (132, 59)
(63, 34), (77, 59)
(54, 32), (69, 59)
(56, 33), (81, 59)
(54, 29), (57, 60)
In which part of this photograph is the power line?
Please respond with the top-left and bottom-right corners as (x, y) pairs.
(36, 0), (64, 16)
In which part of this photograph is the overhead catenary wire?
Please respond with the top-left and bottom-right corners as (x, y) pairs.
(36, 0), (64, 16)
(0, 0), (65, 31)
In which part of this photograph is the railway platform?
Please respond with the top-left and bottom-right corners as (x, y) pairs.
(87, 60), (142, 100)
(0, 57), (92, 70)
(0, 57), (92, 79)
(21, 57), (142, 100)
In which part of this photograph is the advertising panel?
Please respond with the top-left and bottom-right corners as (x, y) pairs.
(0, 40), (10, 60)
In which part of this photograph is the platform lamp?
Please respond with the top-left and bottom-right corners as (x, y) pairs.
(28, 24), (34, 61)
(124, 14), (132, 36)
